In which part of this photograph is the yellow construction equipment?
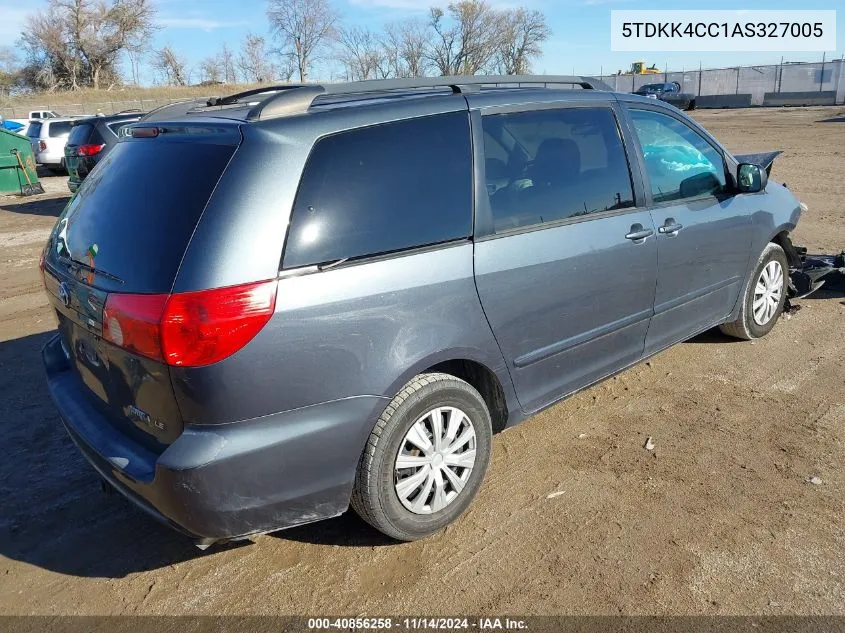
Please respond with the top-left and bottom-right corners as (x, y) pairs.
(628, 61), (662, 75)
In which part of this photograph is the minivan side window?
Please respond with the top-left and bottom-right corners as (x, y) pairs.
(283, 112), (473, 269)
(629, 109), (727, 203)
(481, 107), (635, 233)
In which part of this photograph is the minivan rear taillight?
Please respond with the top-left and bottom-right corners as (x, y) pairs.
(39, 141), (47, 151)
(103, 293), (168, 362)
(103, 280), (277, 367)
(78, 144), (105, 157)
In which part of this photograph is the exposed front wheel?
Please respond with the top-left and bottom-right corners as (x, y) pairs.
(720, 242), (788, 340)
(351, 373), (493, 541)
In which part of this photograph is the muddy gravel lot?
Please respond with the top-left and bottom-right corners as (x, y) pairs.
(0, 107), (843, 617)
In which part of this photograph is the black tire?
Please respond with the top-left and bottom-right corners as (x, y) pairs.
(687, 99), (696, 111)
(720, 242), (788, 340)
(351, 372), (493, 542)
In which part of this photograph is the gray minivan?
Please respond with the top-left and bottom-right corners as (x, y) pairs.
(41, 76), (804, 545)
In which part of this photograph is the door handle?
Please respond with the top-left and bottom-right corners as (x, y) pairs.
(625, 224), (654, 242)
(658, 220), (684, 235)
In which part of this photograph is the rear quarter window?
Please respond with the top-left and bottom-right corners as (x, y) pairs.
(48, 121), (73, 137)
(283, 112), (473, 269)
(107, 120), (138, 138)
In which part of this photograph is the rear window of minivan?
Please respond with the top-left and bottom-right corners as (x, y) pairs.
(67, 123), (94, 145)
(54, 135), (238, 293)
(27, 122), (42, 137)
(283, 112), (473, 269)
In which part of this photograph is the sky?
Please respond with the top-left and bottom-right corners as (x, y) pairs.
(0, 0), (842, 83)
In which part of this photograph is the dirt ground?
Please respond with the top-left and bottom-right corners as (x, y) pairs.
(0, 106), (843, 617)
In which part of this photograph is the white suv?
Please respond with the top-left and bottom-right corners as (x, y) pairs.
(27, 118), (76, 172)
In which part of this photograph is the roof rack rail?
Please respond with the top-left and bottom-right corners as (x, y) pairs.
(137, 75), (612, 123)
(247, 75), (611, 121)
(207, 84), (313, 107)
(140, 98), (212, 122)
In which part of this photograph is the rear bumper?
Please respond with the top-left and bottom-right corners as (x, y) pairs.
(35, 150), (62, 166)
(43, 334), (386, 541)
(65, 157), (91, 191)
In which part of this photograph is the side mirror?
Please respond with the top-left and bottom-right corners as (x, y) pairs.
(737, 163), (767, 193)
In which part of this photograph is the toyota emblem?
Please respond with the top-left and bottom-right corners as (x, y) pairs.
(58, 282), (71, 308)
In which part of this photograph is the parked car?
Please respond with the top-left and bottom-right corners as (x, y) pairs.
(634, 82), (696, 110)
(27, 118), (76, 173)
(41, 76), (804, 546)
(29, 109), (61, 120)
(0, 115), (26, 134)
(64, 112), (144, 193)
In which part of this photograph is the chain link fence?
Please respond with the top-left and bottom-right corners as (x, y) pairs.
(0, 97), (191, 120)
(596, 58), (845, 106)
(2, 58), (844, 118)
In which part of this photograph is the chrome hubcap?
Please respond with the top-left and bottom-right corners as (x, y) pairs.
(394, 407), (477, 515)
(753, 260), (784, 326)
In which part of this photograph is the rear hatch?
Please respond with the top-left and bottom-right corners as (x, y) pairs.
(43, 123), (241, 447)
(64, 121), (101, 181)
(27, 121), (42, 154)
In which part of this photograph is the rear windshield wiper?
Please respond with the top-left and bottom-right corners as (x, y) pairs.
(58, 255), (125, 285)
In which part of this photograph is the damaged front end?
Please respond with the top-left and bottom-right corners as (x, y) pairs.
(778, 232), (844, 308)
(789, 247), (845, 299)
(734, 149), (844, 303)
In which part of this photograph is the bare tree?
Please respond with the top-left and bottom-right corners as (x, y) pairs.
(378, 23), (402, 79)
(199, 56), (223, 84)
(125, 46), (145, 85)
(153, 45), (190, 86)
(20, 0), (157, 91)
(238, 33), (276, 83)
(219, 43), (238, 83)
(266, 0), (338, 81)
(0, 46), (21, 95)
(275, 53), (297, 82)
(21, 9), (79, 91)
(497, 9), (550, 75)
(335, 26), (382, 80)
(381, 18), (429, 78)
(428, 1), (503, 76)
(76, 0), (157, 89)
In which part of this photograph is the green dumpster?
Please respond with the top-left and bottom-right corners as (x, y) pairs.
(0, 128), (41, 195)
